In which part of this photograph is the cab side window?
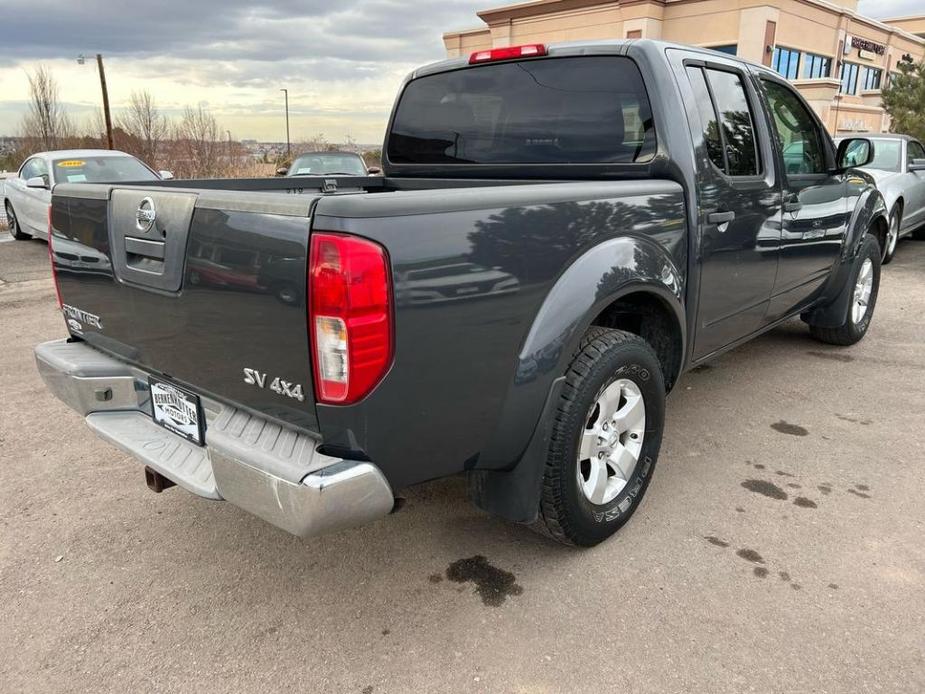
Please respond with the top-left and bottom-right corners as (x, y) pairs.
(20, 159), (38, 179)
(908, 141), (925, 165)
(686, 65), (761, 177)
(762, 79), (826, 175)
(20, 158), (48, 182)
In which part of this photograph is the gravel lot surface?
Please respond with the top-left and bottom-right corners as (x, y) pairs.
(1, 234), (923, 693)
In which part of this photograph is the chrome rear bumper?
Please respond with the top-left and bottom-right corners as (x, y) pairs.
(34, 339), (394, 537)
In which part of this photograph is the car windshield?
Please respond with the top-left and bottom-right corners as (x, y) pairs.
(52, 156), (158, 183)
(388, 56), (656, 165)
(865, 139), (902, 172)
(288, 153), (367, 176)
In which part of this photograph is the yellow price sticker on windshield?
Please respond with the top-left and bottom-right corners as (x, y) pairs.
(56, 160), (85, 168)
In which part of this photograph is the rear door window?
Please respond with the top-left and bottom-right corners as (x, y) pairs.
(685, 65), (761, 177)
(388, 56), (656, 165)
(704, 69), (760, 176)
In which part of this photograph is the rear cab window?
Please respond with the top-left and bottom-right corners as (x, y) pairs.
(387, 56), (656, 166)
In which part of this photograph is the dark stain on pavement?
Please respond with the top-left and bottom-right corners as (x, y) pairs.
(742, 479), (788, 500)
(362, 686), (374, 694)
(818, 484), (832, 495)
(779, 571), (791, 582)
(446, 555), (523, 606)
(704, 535), (730, 548)
(753, 567), (769, 578)
(807, 350), (853, 362)
(793, 497), (818, 509)
(786, 483), (802, 489)
(775, 470), (795, 477)
(736, 548), (765, 564)
(828, 583), (839, 590)
(836, 413), (872, 425)
(771, 420), (809, 436)
(847, 488), (871, 499)
(428, 573), (443, 584)
(856, 484), (870, 491)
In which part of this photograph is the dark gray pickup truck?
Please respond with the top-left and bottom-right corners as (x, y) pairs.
(37, 40), (887, 546)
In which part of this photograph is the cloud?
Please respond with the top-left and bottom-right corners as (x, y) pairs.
(0, 0), (486, 139)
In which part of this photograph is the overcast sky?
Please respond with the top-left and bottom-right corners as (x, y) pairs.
(0, 0), (918, 143)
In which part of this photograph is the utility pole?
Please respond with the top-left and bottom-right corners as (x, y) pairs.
(96, 54), (114, 150)
(280, 88), (291, 159)
(77, 54), (114, 149)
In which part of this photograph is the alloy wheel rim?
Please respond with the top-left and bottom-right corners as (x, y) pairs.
(576, 378), (646, 505)
(852, 258), (873, 324)
(6, 206), (15, 236)
(888, 215), (899, 255)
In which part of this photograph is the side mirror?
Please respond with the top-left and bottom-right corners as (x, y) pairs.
(366, 166), (382, 175)
(158, 170), (174, 180)
(909, 158), (925, 173)
(26, 176), (49, 190)
(835, 137), (874, 171)
(275, 167), (289, 176)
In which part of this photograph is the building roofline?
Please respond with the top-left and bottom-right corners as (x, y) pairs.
(443, 25), (493, 39)
(460, 0), (925, 46)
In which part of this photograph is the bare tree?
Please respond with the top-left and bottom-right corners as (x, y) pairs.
(166, 104), (220, 178)
(20, 66), (72, 150)
(117, 90), (168, 166)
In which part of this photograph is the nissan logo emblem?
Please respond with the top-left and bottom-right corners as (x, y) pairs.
(136, 197), (157, 232)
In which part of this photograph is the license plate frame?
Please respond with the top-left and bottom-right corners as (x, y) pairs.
(149, 376), (204, 446)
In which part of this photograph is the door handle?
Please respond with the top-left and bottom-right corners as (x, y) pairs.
(783, 199), (802, 213)
(707, 210), (735, 225)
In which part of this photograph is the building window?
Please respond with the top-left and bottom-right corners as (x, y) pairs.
(802, 53), (831, 79)
(860, 66), (882, 91)
(710, 44), (738, 55)
(840, 62), (860, 94)
(772, 47), (800, 79)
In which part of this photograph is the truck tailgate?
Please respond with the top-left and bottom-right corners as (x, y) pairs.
(51, 184), (322, 432)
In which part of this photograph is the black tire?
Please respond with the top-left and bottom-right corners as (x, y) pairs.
(881, 206), (900, 265)
(5, 202), (30, 240)
(535, 327), (665, 547)
(809, 234), (880, 346)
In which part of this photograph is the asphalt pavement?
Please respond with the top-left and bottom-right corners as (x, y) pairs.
(1, 232), (923, 693)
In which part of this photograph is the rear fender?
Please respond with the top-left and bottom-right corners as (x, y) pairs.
(470, 235), (686, 523)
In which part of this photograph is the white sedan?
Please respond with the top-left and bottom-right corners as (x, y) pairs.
(2, 149), (171, 241)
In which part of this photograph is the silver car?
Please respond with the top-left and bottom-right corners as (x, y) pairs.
(2, 149), (170, 241)
(838, 134), (925, 264)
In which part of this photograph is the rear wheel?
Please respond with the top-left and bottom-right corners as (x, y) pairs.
(881, 206), (900, 265)
(535, 327), (665, 547)
(809, 234), (880, 346)
(5, 202), (30, 240)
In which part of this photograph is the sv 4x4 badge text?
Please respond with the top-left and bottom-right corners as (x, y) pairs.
(243, 368), (305, 402)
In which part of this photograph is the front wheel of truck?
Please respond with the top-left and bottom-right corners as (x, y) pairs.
(535, 327), (665, 547)
(809, 234), (880, 346)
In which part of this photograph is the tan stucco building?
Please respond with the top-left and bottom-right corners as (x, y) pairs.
(444, 0), (925, 135)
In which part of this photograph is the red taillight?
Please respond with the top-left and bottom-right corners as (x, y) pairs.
(47, 206), (62, 309)
(309, 232), (392, 404)
(469, 44), (547, 64)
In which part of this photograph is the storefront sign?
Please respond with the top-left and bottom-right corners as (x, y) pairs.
(850, 36), (885, 55)
(840, 118), (870, 131)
